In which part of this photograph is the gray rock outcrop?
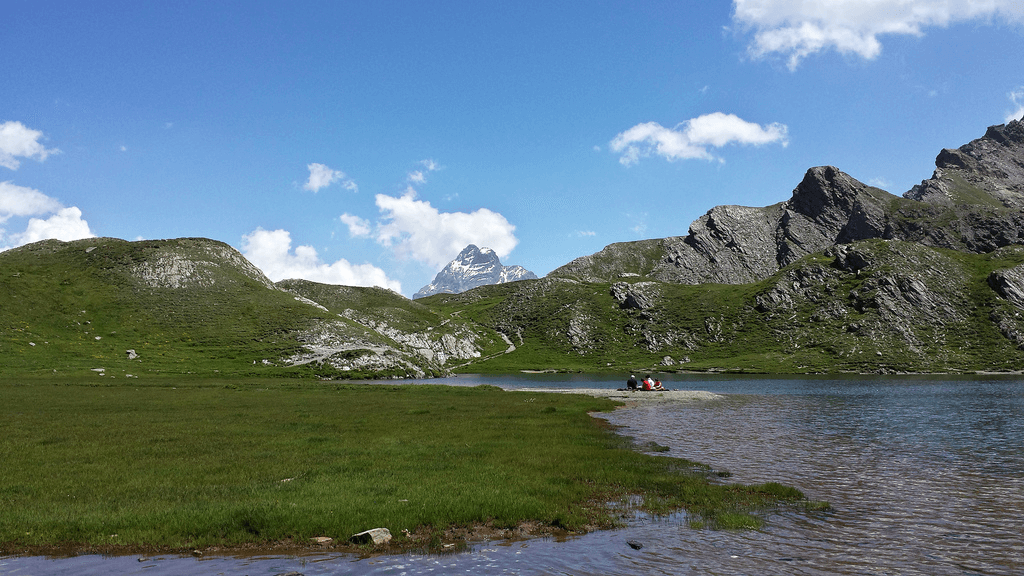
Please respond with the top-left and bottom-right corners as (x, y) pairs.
(611, 281), (660, 310)
(989, 264), (1024, 310)
(906, 119), (1024, 209)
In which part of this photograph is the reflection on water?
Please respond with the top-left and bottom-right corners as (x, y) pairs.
(3, 377), (1022, 575)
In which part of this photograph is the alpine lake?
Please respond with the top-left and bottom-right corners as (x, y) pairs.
(3, 374), (1022, 576)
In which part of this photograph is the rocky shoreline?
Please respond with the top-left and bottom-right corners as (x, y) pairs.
(525, 387), (724, 404)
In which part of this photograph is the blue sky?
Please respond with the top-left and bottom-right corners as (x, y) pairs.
(3, 1), (1024, 297)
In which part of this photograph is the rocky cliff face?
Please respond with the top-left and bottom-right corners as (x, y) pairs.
(907, 119), (1024, 209)
(414, 244), (538, 299)
(552, 119), (1024, 286)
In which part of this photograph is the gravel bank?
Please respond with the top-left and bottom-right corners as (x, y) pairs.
(524, 387), (724, 405)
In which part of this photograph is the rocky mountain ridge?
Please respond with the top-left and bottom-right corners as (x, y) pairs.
(413, 244), (537, 299)
(551, 118), (1024, 285)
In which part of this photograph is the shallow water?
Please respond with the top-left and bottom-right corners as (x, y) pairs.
(4, 375), (1022, 575)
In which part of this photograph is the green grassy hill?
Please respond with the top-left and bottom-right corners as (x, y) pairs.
(0, 238), (461, 379)
(4, 236), (1024, 379)
(425, 240), (1024, 374)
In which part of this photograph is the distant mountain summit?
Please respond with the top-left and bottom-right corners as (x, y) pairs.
(413, 245), (537, 299)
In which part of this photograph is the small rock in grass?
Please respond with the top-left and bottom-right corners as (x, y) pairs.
(350, 528), (392, 545)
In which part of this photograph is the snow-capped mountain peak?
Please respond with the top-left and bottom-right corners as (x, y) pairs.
(413, 245), (538, 299)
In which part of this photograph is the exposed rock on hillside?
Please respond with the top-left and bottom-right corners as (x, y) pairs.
(130, 238), (275, 289)
(907, 119), (1024, 209)
(414, 245), (537, 299)
(276, 279), (500, 371)
(989, 263), (1024, 310)
(611, 281), (660, 310)
(546, 239), (666, 284)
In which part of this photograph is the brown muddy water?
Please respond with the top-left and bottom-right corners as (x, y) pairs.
(3, 375), (1022, 575)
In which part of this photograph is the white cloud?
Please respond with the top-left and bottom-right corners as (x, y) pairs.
(622, 211), (649, 236)
(373, 188), (518, 270)
(868, 177), (892, 189)
(610, 113), (788, 165)
(575, 230), (597, 237)
(303, 163), (357, 193)
(340, 213), (371, 237)
(733, 0), (1024, 69)
(407, 158), (440, 184)
(240, 227), (401, 292)
(1006, 87), (1024, 124)
(0, 121), (61, 170)
(8, 207), (94, 246)
(0, 182), (95, 249)
(0, 181), (64, 223)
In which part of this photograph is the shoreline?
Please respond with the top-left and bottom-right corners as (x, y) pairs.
(521, 387), (724, 405)
(0, 520), (573, 560)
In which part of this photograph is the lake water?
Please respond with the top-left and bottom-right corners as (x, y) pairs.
(3, 375), (1022, 575)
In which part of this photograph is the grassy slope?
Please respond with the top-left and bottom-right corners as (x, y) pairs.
(0, 380), (808, 552)
(4, 236), (1024, 377)
(0, 238), (345, 378)
(277, 279), (509, 361)
(423, 241), (1024, 374)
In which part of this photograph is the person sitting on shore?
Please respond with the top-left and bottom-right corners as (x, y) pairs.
(642, 375), (654, 391)
(653, 379), (665, 391)
(626, 375), (638, 390)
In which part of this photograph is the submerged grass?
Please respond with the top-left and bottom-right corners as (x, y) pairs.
(0, 378), (807, 553)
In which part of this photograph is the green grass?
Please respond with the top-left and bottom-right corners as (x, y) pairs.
(0, 239), (458, 380)
(7, 235), (1024, 380)
(944, 173), (1006, 207)
(0, 378), (808, 553)
(423, 240), (1024, 375)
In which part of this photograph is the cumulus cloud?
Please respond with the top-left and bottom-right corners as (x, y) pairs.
(1007, 88), (1024, 124)
(340, 213), (371, 237)
(303, 163), (357, 193)
(611, 112), (788, 165)
(0, 181), (64, 223)
(0, 182), (95, 249)
(0, 121), (61, 170)
(733, 0), (1024, 69)
(373, 188), (518, 270)
(8, 207), (94, 246)
(240, 228), (401, 292)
